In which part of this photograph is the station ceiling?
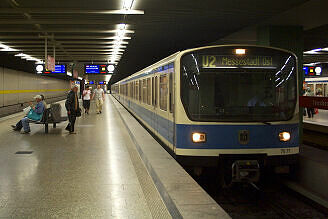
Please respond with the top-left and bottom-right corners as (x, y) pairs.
(0, 0), (327, 83)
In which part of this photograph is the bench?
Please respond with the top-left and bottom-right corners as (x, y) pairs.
(30, 104), (67, 133)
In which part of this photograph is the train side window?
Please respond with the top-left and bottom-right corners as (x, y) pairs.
(152, 78), (154, 106)
(155, 76), (158, 107)
(139, 80), (142, 101)
(135, 81), (138, 100)
(142, 79), (147, 103)
(169, 73), (173, 113)
(147, 78), (151, 105)
(160, 75), (168, 111)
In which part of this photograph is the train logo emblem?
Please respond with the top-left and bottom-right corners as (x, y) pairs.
(238, 130), (249, 145)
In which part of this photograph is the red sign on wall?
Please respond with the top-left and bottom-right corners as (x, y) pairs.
(299, 96), (328, 110)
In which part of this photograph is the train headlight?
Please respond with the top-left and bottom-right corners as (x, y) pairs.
(192, 133), (206, 143)
(279, 132), (291, 142)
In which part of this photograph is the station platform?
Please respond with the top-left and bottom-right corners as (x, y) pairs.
(303, 110), (328, 148)
(0, 95), (229, 218)
(303, 109), (328, 130)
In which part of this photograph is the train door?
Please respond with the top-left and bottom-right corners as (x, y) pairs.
(159, 74), (169, 143)
(154, 76), (159, 135)
(151, 77), (155, 133)
(168, 71), (175, 149)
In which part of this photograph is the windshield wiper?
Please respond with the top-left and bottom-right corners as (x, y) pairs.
(261, 121), (271, 125)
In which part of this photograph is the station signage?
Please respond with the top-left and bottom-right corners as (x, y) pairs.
(35, 64), (67, 74)
(303, 66), (322, 76)
(201, 55), (275, 68)
(300, 96), (328, 110)
(84, 64), (115, 74)
(99, 81), (107, 85)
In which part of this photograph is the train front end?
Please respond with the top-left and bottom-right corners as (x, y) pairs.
(176, 45), (299, 182)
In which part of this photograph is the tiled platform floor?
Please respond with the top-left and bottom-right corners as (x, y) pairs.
(0, 97), (156, 218)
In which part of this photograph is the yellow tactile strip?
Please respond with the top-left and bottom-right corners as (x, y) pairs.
(0, 89), (69, 94)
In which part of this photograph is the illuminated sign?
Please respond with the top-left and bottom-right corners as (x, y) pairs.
(99, 81), (107, 85)
(85, 64), (114, 74)
(85, 65), (100, 74)
(304, 66), (322, 76)
(201, 55), (274, 68)
(35, 64), (67, 74)
(53, 65), (66, 73)
(303, 67), (309, 76)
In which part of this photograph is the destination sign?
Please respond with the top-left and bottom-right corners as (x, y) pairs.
(201, 55), (274, 68)
(85, 64), (114, 74)
(35, 64), (67, 74)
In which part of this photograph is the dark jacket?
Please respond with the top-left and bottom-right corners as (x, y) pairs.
(65, 90), (80, 115)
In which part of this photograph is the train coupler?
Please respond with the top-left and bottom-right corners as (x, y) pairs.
(232, 160), (260, 182)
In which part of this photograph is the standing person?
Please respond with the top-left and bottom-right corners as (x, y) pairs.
(82, 86), (91, 114)
(305, 88), (315, 118)
(65, 85), (80, 134)
(92, 84), (105, 114)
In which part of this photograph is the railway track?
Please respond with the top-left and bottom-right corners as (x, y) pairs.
(193, 172), (328, 218)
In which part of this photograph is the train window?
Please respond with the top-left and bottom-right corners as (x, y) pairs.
(155, 76), (158, 107)
(139, 80), (142, 101)
(142, 79), (146, 103)
(160, 75), (168, 111)
(135, 81), (139, 100)
(152, 78), (154, 106)
(147, 78), (151, 105)
(169, 73), (173, 113)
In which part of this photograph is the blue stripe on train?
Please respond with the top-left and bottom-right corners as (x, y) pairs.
(120, 97), (299, 150)
(176, 123), (299, 149)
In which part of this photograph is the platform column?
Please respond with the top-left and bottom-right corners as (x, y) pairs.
(257, 25), (304, 141)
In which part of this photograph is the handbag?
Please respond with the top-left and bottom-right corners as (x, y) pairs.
(76, 108), (82, 117)
(27, 109), (43, 121)
(23, 106), (31, 115)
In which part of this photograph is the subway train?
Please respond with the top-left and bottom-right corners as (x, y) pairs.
(0, 67), (70, 117)
(112, 45), (299, 183)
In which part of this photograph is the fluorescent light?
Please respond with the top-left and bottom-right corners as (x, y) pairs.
(67, 72), (72, 76)
(117, 24), (127, 30)
(312, 48), (322, 52)
(78, 77), (83, 80)
(0, 43), (17, 51)
(123, 0), (134, 10)
(15, 53), (25, 57)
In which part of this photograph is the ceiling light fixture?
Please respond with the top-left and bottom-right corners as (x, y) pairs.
(123, 0), (134, 10)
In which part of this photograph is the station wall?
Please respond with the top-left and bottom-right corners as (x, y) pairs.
(0, 67), (70, 117)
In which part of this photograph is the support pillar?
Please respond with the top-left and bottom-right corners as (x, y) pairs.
(257, 25), (304, 141)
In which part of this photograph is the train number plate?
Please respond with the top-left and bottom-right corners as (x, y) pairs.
(280, 148), (292, 155)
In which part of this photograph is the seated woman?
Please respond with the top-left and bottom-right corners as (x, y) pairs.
(12, 95), (45, 134)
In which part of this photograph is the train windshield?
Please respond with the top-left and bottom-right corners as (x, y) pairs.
(180, 47), (297, 122)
